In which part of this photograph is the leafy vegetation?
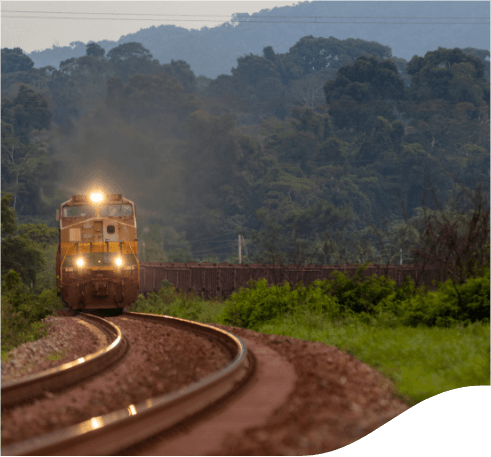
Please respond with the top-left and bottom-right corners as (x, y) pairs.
(218, 266), (490, 330)
(1, 270), (60, 354)
(126, 268), (490, 404)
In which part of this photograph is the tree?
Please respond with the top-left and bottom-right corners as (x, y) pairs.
(358, 117), (404, 162)
(16, 222), (58, 248)
(324, 55), (404, 134)
(86, 42), (105, 58)
(106, 73), (201, 138)
(1, 48), (34, 75)
(1, 191), (16, 235)
(407, 47), (489, 106)
(288, 35), (392, 77)
(160, 59), (197, 93)
(461, 47), (490, 81)
(2, 85), (52, 145)
(1, 193), (46, 288)
(263, 46), (276, 62)
(412, 185), (490, 285)
(106, 42), (159, 82)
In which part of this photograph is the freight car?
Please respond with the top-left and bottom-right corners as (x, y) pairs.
(55, 192), (139, 313)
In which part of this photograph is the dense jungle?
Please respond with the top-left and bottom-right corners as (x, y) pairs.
(1, 36), (490, 282)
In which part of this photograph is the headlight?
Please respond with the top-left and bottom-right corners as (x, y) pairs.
(114, 257), (123, 267)
(90, 192), (104, 203)
(76, 258), (85, 267)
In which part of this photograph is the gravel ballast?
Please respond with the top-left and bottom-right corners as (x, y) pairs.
(1, 316), (102, 382)
(1, 315), (232, 447)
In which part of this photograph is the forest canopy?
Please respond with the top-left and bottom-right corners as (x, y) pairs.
(1, 38), (489, 265)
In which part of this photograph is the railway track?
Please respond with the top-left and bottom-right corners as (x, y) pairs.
(2, 312), (253, 456)
(1, 313), (126, 409)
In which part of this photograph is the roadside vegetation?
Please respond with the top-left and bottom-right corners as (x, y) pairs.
(1, 270), (60, 358)
(131, 265), (490, 405)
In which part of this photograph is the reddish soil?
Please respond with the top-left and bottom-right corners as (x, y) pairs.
(1, 316), (231, 447)
(209, 325), (410, 455)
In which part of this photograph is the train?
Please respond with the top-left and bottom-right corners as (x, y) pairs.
(55, 192), (140, 314)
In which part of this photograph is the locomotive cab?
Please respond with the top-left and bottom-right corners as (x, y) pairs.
(56, 192), (140, 310)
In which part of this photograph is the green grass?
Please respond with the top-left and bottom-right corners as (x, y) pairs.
(45, 351), (66, 362)
(257, 310), (490, 405)
(118, 277), (491, 406)
(1, 317), (51, 355)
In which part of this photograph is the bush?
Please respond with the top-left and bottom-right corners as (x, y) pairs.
(131, 284), (205, 321)
(217, 265), (490, 330)
(324, 266), (400, 314)
(378, 268), (490, 327)
(1, 269), (59, 352)
(394, 268), (490, 327)
(218, 278), (340, 330)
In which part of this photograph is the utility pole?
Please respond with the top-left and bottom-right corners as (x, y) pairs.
(242, 235), (248, 258)
(238, 234), (242, 264)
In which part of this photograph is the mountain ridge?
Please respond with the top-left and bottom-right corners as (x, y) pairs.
(24, 1), (490, 78)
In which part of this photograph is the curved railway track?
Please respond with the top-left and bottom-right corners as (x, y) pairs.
(3, 312), (254, 456)
(1, 313), (126, 409)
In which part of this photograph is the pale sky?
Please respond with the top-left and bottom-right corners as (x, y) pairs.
(1, 1), (302, 53)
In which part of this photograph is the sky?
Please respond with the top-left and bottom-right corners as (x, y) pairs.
(1, 1), (302, 53)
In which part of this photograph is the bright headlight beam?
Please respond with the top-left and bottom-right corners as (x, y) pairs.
(115, 257), (123, 267)
(90, 192), (104, 203)
(76, 258), (85, 267)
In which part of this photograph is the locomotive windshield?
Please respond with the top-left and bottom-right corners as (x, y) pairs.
(62, 206), (96, 217)
(99, 204), (133, 217)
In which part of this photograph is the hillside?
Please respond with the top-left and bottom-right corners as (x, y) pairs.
(27, 1), (490, 78)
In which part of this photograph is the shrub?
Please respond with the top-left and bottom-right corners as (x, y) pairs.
(217, 265), (490, 330)
(325, 266), (398, 315)
(396, 268), (490, 327)
(218, 278), (340, 330)
(131, 284), (205, 321)
(1, 269), (59, 352)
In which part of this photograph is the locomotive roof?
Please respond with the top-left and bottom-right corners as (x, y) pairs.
(61, 194), (134, 206)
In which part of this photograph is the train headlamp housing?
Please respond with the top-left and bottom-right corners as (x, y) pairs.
(114, 257), (123, 267)
(76, 257), (85, 267)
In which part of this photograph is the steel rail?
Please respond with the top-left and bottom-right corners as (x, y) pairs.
(1, 313), (126, 409)
(3, 312), (252, 456)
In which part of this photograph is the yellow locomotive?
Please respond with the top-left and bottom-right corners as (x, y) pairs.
(55, 192), (139, 313)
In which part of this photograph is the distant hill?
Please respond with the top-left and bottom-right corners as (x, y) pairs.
(27, 1), (489, 78)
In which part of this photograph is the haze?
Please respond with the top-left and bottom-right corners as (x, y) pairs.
(1, 1), (299, 53)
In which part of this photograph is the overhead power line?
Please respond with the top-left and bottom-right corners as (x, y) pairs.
(141, 230), (237, 245)
(1, 12), (488, 25)
(2, 10), (488, 20)
(191, 242), (238, 254)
